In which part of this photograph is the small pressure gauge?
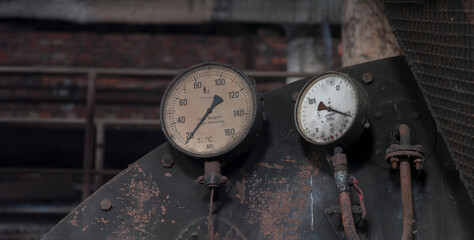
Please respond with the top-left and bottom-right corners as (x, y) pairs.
(294, 72), (369, 147)
(160, 63), (262, 161)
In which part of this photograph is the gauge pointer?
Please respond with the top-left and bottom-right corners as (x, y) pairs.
(317, 101), (352, 117)
(185, 95), (223, 144)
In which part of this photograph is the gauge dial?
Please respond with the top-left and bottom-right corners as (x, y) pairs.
(295, 72), (369, 147)
(161, 63), (261, 159)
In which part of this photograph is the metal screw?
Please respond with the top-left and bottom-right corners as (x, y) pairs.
(375, 111), (382, 119)
(100, 198), (112, 211)
(292, 92), (299, 101)
(161, 155), (173, 168)
(221, 176), (228, 183)
(390, 157), (399, 169)
(362, 73), (373, 84)
(198, 176), (204, 183)
(414, 158), (423, 170)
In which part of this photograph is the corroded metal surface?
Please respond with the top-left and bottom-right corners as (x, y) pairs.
(378, 0), (474, 203)
(42, 57), (474, 239)
(330, 152), (360, 240)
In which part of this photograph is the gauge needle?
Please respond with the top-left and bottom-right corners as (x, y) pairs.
(317, 101), (352, 117)
(185, 95), (223, 144)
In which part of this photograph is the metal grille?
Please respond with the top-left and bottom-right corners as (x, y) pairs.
(380, 0), (474, 202)
(378, 1), (473, 201)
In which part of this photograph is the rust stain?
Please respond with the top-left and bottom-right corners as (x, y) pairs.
(101, 218), (109, 224)
(118, 164), (162, 233)
(165, 172), (172, 177)
(161, 205), (166, 215)
(257, 162), (273, 168)
(69, 219), (79, 227)
(258, 162), (284, 169)
(82, 225), (89, 232)
(273, 163), (284, 169)
(244, 154), (321, 239)
(236, 171), (247, 204)
(284, 156), (297, 163)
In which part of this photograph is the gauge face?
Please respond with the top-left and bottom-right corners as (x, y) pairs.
(161, 63), (260, 158)
(295, 72), (368, 146)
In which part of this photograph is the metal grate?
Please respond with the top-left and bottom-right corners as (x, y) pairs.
(379, 0), (473, 202)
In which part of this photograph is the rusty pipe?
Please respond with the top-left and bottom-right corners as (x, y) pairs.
(331, 149), (360, 240)
(399, 124), (414, 240)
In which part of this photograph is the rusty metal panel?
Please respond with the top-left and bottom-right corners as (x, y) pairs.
(42, 57), (474, 239)
(377, 0), (474, 202)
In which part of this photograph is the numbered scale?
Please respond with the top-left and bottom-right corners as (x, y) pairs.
(294, 72), (369, 147)
(161, 63), (263, 239)
(160, 63), (262, 161)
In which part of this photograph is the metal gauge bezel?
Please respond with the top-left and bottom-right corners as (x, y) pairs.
(294, 71), (369, 148)
(160, 62), (262, 161)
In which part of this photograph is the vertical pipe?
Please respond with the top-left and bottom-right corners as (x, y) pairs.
(94, 122), (105, 189)
(331, 151), (360, 240)
(339, 191), (359, 240)
(82, 72), (96, 201)
(399, 124), (414, 240)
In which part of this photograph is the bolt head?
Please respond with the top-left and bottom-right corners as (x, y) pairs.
(415, 162), (422, 170)
(161, 155), (174, 168)
(362, 73), (373, 84)
(198, 176), (204, 182)
(100, 198), (112, 211)
(391, 161), (399, 169)
(292, 92), (299, 102)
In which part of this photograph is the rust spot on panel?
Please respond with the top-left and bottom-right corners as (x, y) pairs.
(236, 173), (247, 204)
(257, 162), (273, 168)
(69, 219), (79, 227)
(244, 154), (321, 239)
(273, 164), (284, 169)
(161, 205), (166, 215)
(115, 164), (163, 235)
(257, 162), (284, 169)
(165, 172), (172, 177)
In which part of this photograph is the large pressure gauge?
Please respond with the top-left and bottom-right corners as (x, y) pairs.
(294, 72), (369, 147)
(160, 63), (262, 160)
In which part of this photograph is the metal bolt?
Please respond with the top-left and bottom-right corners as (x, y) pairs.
(415, 162), (422, 170)
(375, 111), (382, 119)
(362, 73), (373, 84)
(161, 155), (173, 168)
(292, 92), (299, 102)
(198, 176), (204, 183)
(100, 198), (112, 211)
(221, 176), (228, 183)
(414, 158), (423, 170)
(413, 112), (421, 119)
(392, 161), (398, 169)
(390, 157), (399, 169)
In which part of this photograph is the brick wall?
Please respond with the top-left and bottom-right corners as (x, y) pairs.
(0, 23), (287, 119)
